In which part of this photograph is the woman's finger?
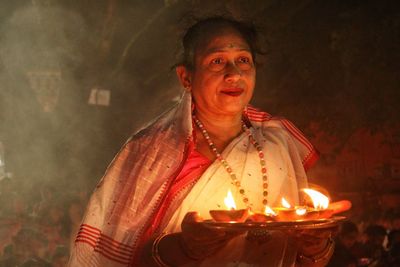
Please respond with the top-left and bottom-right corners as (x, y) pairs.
(328, 200), (352, 214)
(182, 211), (204, 223)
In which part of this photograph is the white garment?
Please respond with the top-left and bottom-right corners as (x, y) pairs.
(165, 125), (306, 266)
(69, 91), (316, 267)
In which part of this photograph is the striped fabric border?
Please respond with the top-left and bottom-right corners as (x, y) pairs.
(280, 118), (319, 169)
(75, 224), (134, 265)
(245, 105), (318, 170)
(74, 106), (318, 266)
(280, 119), (313, 151)
(245, 106), (272, 122)
(302, 148), (319, 171)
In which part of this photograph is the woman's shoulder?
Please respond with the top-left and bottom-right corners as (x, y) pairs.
(245, 105), (318, 170)
(245, 105), (293, 133)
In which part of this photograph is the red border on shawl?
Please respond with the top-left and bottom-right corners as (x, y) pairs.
(129, 140), (192, 266)
(75, 224), (134, 264)
(76, 106), (319, 266)
(245, 105), (319, 171)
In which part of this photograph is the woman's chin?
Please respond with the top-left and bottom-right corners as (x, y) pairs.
(216, 101), (248, 115)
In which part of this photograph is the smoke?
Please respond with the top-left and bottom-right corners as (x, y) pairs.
(0, 1), (185, 196)
(0, 3), (100, 193)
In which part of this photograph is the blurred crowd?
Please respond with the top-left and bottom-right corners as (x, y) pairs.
(328, 209), (400, 267)
(0, 177), (87, 267)
(1, 176), (400, 267)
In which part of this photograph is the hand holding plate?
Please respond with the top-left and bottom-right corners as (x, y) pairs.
(181, 212), (243, 260)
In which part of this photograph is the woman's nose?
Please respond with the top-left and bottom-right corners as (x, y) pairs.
(224, 62), (242, 83)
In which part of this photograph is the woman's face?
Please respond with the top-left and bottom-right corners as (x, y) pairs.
(189, 29), (256, 117)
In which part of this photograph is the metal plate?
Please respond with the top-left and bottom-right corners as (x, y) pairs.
(201, 216), (347, 231)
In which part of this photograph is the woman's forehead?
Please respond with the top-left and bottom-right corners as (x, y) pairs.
(199, 31), (251, 56)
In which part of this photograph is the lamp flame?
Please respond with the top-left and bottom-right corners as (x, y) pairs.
(295, 208), (307, 216)
(303, 188), (329, 210)
(281, 197), (291, 208)
(264, 205), (277, 216)
(224, 190), (237, 210)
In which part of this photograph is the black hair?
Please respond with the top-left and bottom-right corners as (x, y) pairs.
(178, 16), (262, 70)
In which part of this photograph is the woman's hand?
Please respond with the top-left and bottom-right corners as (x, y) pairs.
(294, 227), (336, 256)
(328, 200), (352, 215)
(291, 200), (351, 266)
(181, 212), (243, 260)
(292, 227), (337, 267)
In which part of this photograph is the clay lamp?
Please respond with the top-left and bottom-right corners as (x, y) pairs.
(246, 205), (277, 222)
(273, 188), (334, 221)
(209, 190), (249, 222)
(301, 188), (333, 220)
(273, 197), (307, 221)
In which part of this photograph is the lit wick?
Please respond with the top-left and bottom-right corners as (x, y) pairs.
(224, 190), (236, 210)
(209, 189), (249, 222)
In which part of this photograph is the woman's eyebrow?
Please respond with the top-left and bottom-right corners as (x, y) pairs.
(204, 47), (251, 55)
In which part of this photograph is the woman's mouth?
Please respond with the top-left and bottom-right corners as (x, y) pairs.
(220, 88), (244, 97)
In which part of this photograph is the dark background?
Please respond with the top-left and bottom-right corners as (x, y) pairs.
(0, 0), (399, 210)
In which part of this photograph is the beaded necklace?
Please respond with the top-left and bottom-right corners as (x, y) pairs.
(193, 115), (269, 208)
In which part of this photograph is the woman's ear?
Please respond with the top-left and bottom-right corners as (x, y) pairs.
(176, 65), (192, 91)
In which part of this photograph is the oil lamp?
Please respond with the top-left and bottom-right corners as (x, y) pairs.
(246, 205), (277, 222)
(273, 197), (307, 221)
(273, 189), (335, 221)
(209, 190), (249, 222)
(302, 188), (333, 220)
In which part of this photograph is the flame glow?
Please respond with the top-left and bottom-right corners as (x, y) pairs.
(224, 190), (237, 210)
(281, 197), (291, 208)
(264, 205), (277, 216)
(303, 188), (329, 210)
(295, 208), (307, 216)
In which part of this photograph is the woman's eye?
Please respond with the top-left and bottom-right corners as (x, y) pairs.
(237, 56), (253, 70)
(237, 57), (250, 64)
(208, 58), (226, 71)
(211, 58), (224, 64)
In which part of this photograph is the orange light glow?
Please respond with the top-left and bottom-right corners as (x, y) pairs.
(295, 208), (307, 216)
(224, 190), (237, 210)
(264, 205), (277, 216)
(281, 197), (291, 208)
(303, 188), (329, 210)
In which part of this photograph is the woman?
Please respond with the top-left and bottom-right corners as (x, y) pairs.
(69, 17), (342, 267)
